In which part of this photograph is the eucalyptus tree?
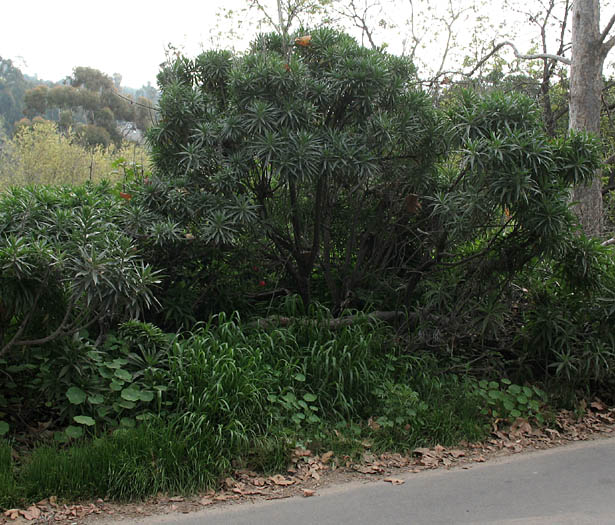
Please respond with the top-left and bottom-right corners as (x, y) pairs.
(22, 67), (140, 148)
(0, 57), (29, 133)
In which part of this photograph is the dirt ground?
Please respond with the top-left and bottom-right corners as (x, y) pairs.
(3, 399), (614, 525)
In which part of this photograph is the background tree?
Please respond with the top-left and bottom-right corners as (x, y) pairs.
(21, 67), (156, 148)
(0, 57), (30, 135)
(568, 0), (615, 236)
(0, 119), (146, 188)
(22, 85), (48, 119)
(438, 0), (615, 237)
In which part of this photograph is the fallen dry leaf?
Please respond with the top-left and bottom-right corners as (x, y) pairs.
(294, 447), (312, 457)
(383, 478), (405, 485)
(320, 451), (334, 464)
(510, 418), (532, 436)
(240, 489), (266, 496)
(354, 464), (384, 474)
(367, 417), (381, 430)
(269, 474), (295, 486)
(199, 497), (213, 506)
(223, 477), (236, 489)
(591, 400), (606, 411)
(302, 489), (316, 497)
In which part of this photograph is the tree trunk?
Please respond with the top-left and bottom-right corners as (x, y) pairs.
(570, 0), (605, 236)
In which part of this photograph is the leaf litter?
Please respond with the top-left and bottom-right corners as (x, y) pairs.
(3, 401), (615, 524)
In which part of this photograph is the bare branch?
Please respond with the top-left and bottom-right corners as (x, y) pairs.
(600, 11), (615, 44)
(405, 0), (421, 61)
(434, 0), (468, 79)
(603, 153), (615, 165)
(0, 287), (43, 358)
(494, 40), (571, 65)
(603, 35), (615, 54)
(449, 38), (571, 81)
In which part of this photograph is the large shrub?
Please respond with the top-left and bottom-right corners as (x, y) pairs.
(147, 28), (444, 311)
(402, 90), (601, 359)
(146, 29), (600, 321)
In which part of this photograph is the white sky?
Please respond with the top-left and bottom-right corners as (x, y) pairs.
(0, 1), (575, 89)
(1, 0), (254, 87)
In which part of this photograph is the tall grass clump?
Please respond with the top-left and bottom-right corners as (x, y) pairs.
(0, 441), (19, 509)
(12, 420), (229, 504)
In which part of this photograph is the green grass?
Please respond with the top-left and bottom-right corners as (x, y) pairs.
(0, 313), (517, 509)
(0, 441), (19, 509)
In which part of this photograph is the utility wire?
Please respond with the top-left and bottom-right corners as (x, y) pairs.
(112, 90), (160, 112)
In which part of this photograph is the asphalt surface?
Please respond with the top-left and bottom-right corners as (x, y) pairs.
(117, 437), (615, 525)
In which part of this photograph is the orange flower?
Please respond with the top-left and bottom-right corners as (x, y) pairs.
(295, 35), (312, 47)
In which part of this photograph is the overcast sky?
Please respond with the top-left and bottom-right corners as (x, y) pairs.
(1, 0), (254, 87)
(1, 1), (570, 89)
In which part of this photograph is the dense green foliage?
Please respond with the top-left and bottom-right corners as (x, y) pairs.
(148, 28), (444, 310)
(146, 29), (599, 322)
(0, 183), (160, 359)
(1, 27), (615, 510)
(1, 313), (491, 506)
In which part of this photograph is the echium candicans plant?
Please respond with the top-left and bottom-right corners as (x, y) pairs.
(148, 28), (445, 310)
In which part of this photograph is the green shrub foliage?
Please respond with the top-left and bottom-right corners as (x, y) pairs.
(1, 27), (612, 509)
(148, 28), (444, 310)
(147, 29), (600, 321)
(0, 183), (160, 358)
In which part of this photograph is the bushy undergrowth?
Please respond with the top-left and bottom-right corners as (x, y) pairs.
(1, 311), (496, 507)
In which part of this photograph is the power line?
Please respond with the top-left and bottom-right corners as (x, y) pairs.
(112, 90), (160, 112)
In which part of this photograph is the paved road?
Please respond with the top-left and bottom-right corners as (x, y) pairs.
(118, 437), (615, 524)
